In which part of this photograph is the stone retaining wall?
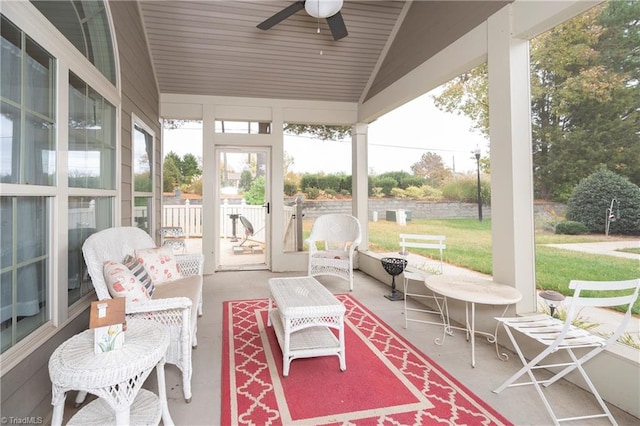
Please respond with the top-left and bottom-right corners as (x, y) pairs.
(297, 199), (566, 222)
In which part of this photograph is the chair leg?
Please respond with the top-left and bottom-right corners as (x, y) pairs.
(543, 345), (604, 387)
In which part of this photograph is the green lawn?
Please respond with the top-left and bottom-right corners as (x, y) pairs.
(306, 218), (640, 315)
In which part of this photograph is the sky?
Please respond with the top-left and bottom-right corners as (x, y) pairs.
(163, 88), (488, 175)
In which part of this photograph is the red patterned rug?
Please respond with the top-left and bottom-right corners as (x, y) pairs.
(221, 294), (512, 425)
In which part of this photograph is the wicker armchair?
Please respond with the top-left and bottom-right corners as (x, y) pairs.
(82, 226), (203, 402)
(306, 214), (362, 291)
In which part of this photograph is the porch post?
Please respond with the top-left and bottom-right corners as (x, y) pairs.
(352, 123), (369, 251)
(487, 5), (537, 313)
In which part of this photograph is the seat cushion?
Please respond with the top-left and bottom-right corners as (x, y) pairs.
(312, 250), (348, 260)
(152, 274), (202, 333)
(135, 246), (182, 285)
(103, 260), (151, 303)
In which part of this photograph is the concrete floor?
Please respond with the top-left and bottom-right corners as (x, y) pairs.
(59, 237), (639, 424)
(157, 270), (639, 426)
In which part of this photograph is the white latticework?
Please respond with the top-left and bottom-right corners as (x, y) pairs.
(82, 226), (204, 402)
(306, 214), (361, 291)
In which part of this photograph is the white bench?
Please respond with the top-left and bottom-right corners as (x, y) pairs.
(399, 234), (447, 329)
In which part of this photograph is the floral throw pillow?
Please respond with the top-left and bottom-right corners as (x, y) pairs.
(135, 246), (182, 285)
(122, 254), (155, 297)
(103, 260), (151, 303)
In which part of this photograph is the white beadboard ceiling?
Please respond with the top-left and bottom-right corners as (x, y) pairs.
(138, 1), (510, 103)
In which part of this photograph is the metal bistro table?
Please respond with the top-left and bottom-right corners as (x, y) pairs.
(425, 275), (522, 367)
(49, 319), (173, 426)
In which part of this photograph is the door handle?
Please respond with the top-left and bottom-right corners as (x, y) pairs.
(263, 202), (270, 214)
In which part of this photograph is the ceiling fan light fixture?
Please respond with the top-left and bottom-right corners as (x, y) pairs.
(305, 0), (343, 19)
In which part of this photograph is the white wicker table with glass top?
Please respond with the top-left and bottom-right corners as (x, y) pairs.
(267, 276), (346, 376)
(425, 275), (522, 368)
(48, 319), (173, 426)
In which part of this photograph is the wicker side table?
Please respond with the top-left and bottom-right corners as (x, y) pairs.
(49, 319), (173, 425)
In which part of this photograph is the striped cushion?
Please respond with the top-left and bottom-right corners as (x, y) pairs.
(123, 254), (155, 297)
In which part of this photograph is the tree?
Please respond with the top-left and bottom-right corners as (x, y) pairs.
(432, 2), (640, 201)
(410, 152), (452, 187)
(239, 169), (253, 193)
(181, 153), (202, 183)
(244, 175), (265, 205)
(163, 156), (181, 192)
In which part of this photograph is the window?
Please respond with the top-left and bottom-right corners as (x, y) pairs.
(30, 0), (116, 83)
(1, 16), (56, 186)
(67, 196), (112, 306)
(133, 122), (154, 232)
(66, 75), (116, 307)
(215, 120), (271, 134)
(68, 71), (116, 189)
(1, 197), (50, 354)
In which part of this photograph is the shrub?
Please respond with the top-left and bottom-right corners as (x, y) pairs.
(566, 168), (640, 235)
(304, 187), (320, 199)
(373, 176), (398, 196)
(555, 220), (589, 235)
(404, 186), (423, 198)
(371, 187), (384, 198)
(284, 178), (298, 196)
(390, 188), (407, 198)
(441, 176), (491, 204)
(420, 185), (443, 200)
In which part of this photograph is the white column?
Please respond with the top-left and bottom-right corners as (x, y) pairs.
(488, 5), (537, 313)
(202, 104), (216, 274)
(352, 123), (369, 251)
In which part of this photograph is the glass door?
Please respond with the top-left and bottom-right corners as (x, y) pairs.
(216, 147), (269, 270)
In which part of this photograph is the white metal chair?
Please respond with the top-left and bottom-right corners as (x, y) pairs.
(82, 226), (204, 402)
(306, 214), (362, 291)
(399, 234), (446, 329)
(493, 278), (640, 425)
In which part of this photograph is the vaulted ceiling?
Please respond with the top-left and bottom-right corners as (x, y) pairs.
(138, 1), (510, 104)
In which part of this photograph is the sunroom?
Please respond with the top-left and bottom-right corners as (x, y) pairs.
(1, 1), (638, 424)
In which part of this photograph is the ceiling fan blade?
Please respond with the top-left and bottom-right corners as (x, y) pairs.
(326, 11), (348, 40)
(257, 1), (305, 30)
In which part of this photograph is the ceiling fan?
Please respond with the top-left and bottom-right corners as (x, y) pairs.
(257, 0), (348, 41)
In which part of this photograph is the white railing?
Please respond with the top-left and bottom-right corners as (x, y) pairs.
(162, 200), (203, 237)
(220, 200), (265, 243)
(161, 200), (298, 250)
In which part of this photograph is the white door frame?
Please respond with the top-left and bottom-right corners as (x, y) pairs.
(213, 146), (271, 271)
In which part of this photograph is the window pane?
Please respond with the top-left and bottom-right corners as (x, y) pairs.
(68, 72), (115, 189)
(0, 102), (20, 184)
(30, 0), (116, 83)
(24, 112), (55, 186)
(133, 125), (153, 192)
(0, 18), (56, 186)
(25, 38), (54, 117)
(1, 196), (50, 354)
(134, 197), (152, 233)
(68, 196), (113, 306)
(0, 17), (22, 104)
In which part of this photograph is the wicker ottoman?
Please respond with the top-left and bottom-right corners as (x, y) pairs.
(267, 276), (346, 376)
